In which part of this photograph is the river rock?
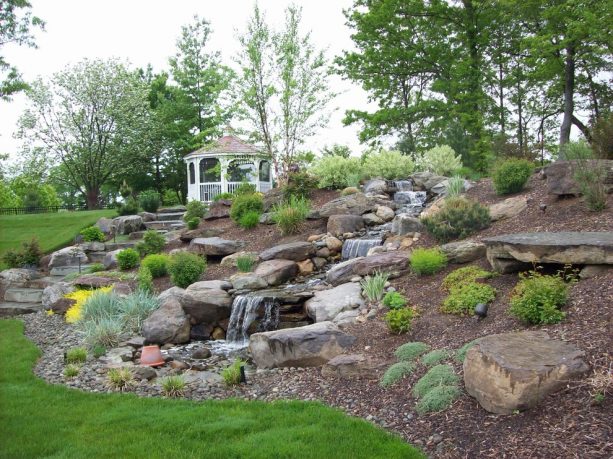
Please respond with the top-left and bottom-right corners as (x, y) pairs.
(220, 251), (259, 267)
(259, 242), (316, 262)
(391, 214), (424, 235)
(362, 213), (384, 226)
(296, 259), (314, 275)
(112, 215), (144, 235)
(254, 260), (299, 286)
(49, 246), (88, 268)
(42, 282), (74, 309)
(327, 215), (365, 236)
(142, 298), (191, 345)
(203, 199), (232, 220)
(190, 237), (245, 256)
(375, 205), (395, 222)
(325, 236), (343, 253)
(181, 286), (232, 324)
(441, 240), (486, 263)
(489, 196), (528, 222)
(249, 321), (356, 369)
(319, 193), (377, 217)
(230, 273), (268, 290)
(321, 354), (383, 379)
(464, 331), (589, 414)
(326, 251), (410, 285)
(305, 282), (364, 322)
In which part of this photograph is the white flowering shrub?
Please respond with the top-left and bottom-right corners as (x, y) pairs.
(416, 145), (462, 176)
(362, 149), (415, 180)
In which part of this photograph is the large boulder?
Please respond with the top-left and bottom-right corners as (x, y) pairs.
(321, 354), (384, 379)
(411, 172), (447, 191)
(546, 160), (613, 196)
(95, 217), (114, 234)
(441, 240), (486, 264)
(230, 273), (268, 290)
(142, 298), (190, 345)
(391, 214), (424, 235)
(363, 179), (387, 194)
(181, 284), (232, 324)
(263, 187), (285, 212)
(319, 192), (377, 217)
(102, 249), (123, 270)
(254, 259), (298, 286)
(220, 251), (259, 267)
(80, 242), (106, 253)
(157, 286), (185, 305)
(249, 321), (356, 369)
(190, 237), (245, 256)
(179, 227), (223, 243)
(259, 242), (316, 262)
(464, 331), (589, 414)
(305, 282), (364, 322)
(489, 196), (528, 222)
(112, 215), (144, 235)
(326, 251), (410, 285)
(326, 215), (365, 237)
(187, 280), (232, 291)
(42, 282), (74, 309)
(203, 199), (231, 220)
(49, 246), (88, 268)
(0, 268), (37, 289)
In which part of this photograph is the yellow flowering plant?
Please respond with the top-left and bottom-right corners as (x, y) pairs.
(64, 286), (113, 324)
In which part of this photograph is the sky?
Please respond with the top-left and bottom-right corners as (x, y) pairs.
(0, 0), (375, 163)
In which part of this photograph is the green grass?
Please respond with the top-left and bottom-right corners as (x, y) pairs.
(0, 320), (423, 459)
(0, 210), (116, 263)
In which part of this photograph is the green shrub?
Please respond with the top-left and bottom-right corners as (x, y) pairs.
(380, 362), (415, 387)
(563, 141), (608, 211)
(64, 364), (80, 378)
(183, 200), (207, 222)
(410, 247), (447, 275)
(412, 364), (459, 398)
(509, 271), (571, 324)
(394, 342), (430, 362)
(162, 189), (180, 206)
(141, 254), (169, 278)
(492, 159), (533, 195)
(230, 193), (264, 224)
(445, 175), (465, 199)
(455, 340), (477, 363)
(415, 385), (461, 415)
(233, 182), (257, 196)
(421, 197), (490, 243)
(80, 226), (106, 242)
(238, 210), (260, 229)
(236, 254), (256, 272)
(442, 266), (492, 291)
(456, 166), (482, 181)
(65, 347), (87, 364)
(118, 290), (159, 333)
(283, 171), (318, 200)
(272, 196), (310, 235)
(417, 145), (462, 176)
(382, 291), (407, 309)
(137, 266), (153, 293)
(92, 345), (106, 358)
(441, 282), (496, 315)
(116, 197), (139, 216)
(107, 367), (134, 392)
(360, 272), (389, 302)
(160, 375), (186, 397)
(168, 252), (206, 288)
(136, 230), (166, 256)
(1, 249), (22, 268)
(116, 248), (139, 270)
(138, 190), (161, 213)
(222, 359), (245, 386)
(213, 192), (234, 202)
(384, 308), (415, 334)
(187, 217), (200, 230)
(87, 263), (106, 274)
(362, 149), (414, 180)
(312, 156), (363, 189)
(420, 350), (449, 367)
(1, 238), (42, 268)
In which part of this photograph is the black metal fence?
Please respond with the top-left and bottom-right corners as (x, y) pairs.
(0, 204), (115, 216)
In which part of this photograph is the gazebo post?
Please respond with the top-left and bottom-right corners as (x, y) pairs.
(194, 159), (201, 201)
(254, 159), (261, 192)
(220, 158), (228, 195)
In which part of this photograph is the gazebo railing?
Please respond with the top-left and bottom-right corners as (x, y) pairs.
(200, 183), (222, 202)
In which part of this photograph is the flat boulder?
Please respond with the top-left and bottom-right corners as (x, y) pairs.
(464, 331), (589, 414)
(181, 285), (232, 324)
(0, 268), (38, 289)
(187, 280), (232, 291)
(203, 199), (231, 220)
(319, 192), (376, 217)
(180, 227), (223, 242)
(259, 242), (315, 262)
(326, 251), (410, 285)
(391, 214), (423, 235)
(441, 240), (486, 264)
(190, 237), (245, 256)
(321, 354), (383, 379)
(49, 246), (88, 268)
(305, 282), (364, 322)
(254, 259), (298, 286)
(249, 321), (356, 369)
(327, 214), (366, 236)
(220, 251), (259, 267)
(142, 298), (190, 345)
(112, 215), (144, 235)
(489, 196), (528, 222)
(230, 273), (268, 290)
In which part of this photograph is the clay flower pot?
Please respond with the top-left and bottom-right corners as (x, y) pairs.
(140, 345), (164, 367)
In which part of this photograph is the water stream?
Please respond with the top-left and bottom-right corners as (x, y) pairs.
(341, 237), (383, 260)
(226, 295), (279, 344)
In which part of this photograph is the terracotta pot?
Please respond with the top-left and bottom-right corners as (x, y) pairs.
(140, 345), (164, 367)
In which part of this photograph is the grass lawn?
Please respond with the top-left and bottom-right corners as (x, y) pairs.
(0, 320), (423, 459)
(0, 210), (116, 265)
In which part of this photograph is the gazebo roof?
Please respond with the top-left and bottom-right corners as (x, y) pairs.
(184, 135), (263, 160)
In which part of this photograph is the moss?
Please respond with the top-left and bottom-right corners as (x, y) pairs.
(394, 342), (430, 362)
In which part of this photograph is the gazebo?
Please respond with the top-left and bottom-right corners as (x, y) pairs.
(184, 135), (273, 202)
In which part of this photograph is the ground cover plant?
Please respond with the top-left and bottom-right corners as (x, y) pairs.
(380, 362), (415, 387)
(509, 270), (573, 324)
(410, 247), (447, 275)
(161, 375), (187, 397)
(65, 347), (87, 364)
(0, 321), (422, 458)
(420, 350), (449, 367)
(382, 291), (407, 309)
(272, 196), (310, 235)
(384, 307), (415, 334)
(394, 342), (430, 362)
(441, 282), (496, 315)
(412, 364), (459, 398)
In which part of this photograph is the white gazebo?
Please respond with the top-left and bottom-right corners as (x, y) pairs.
(184, 135), (273, 202)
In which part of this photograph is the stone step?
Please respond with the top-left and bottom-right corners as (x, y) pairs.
(26, 277), (58, 290)
(104, 242), (137, 251)
(4, 288), (44, 303)
(49, 265), (93, 277)
(88, 251), (107, 264)
(144, 220), (186, 231)
(0, 302), (43, 317)
(156, 212), (185, 222)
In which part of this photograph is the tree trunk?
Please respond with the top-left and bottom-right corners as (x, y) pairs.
(559, 44), (575, 146)
(86, 187), (100, 210)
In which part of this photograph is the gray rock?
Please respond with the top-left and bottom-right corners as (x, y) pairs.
(489, 196), (528, 222)
(220, 251), (259, 268)
(187, 280), (232, 291)
(263, 187), (285, 212)
(259, 242), (316, 262)
(139, 212), (157, 222)
(203, 200), (232, 220)
(191, 348), (212, 360)
(319, 193), (377, 218)
(411, 172), (447, 190)
(326, 251), (410, 285)
(142, 298), (191, 345)
(321, 354), (383, 379)
(363, 179), (388, 194)
(100, 346), (134, 365)
(327, 214), (365, 236)
(391, 214), (424, 236)
(96, 217), (114, 234)
(441, 240), (486, 264)
(249, 321), (356, 369)
(362, 213), (384, 226)
(79, 241), (106, 253)
(102, 249), (123, 270)
(132, 366), (157, 381)
(332, 309), (360, 328)
(157, 287), (185, 305)
(375, 206), (395, 222)
(112, 215), (145, 235)
(179, 228), (223, 242)
(42, 282), (74, 309)
(258, 212), (275, 225)
(49, 246), (88, 268)
(254, 260), (298, 286)
(190, 237), (246, 256)
(0, 268), (37, 289)
(546, 160), (613, 196)
(230, 273), (268, 290)
(305, 282), (364, 322)
(181, 286), (232, 324)
(579, 264), (611, 279)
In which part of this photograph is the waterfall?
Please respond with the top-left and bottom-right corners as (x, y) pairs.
(226, 295), (279, 343)
(342, 238), (383, 260)
(394, 190), (427, 216)
(393, 180), (413, 191)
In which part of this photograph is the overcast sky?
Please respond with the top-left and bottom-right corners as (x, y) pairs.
(0, 0), (375, 162)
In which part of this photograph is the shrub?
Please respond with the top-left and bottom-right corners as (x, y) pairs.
(116, 248), (139, 270)
(141, 254), (169, 278)
(360, 272), (389, 302)
(415, 385), (461, 415)
(187, 217), (200, 230)
(417, 145), (462, 176)
(591, 113), (613, 159)
(421, 197), (490, 243)
(137, 266), (153, 293)
(116, 197), (139, 216)
(445, 175), (465, 199)
(492, 159), (533, 195)
(230, 193), (264, 224)
(236, 254), (256, 272)
(87, 263), (106, 273)
(563, 141), (608, 211)
(233, 182), (257, 196)
(412, 364), (459, 398)
(238, 210), (260, 229)
(382, 291), (407, 309)
(2, 238), (42, 268)
(394, 342), (430, 362)
(380, 362), (415, 387)
(107, 367), (134, 392)
(160, 375), (187, 397)
(81, 317), (124, 348)
(283, 171), (318, 200)
(64, 364), (80, 378)
(384, 308), (415, 334)
(136, 230), (166, 256)
(421, 350), (449, 367)
(441, 282), (496, 315)
(509, 271), (571, 324)
(79, 289), (120, 323)
(168, 252), (206, 288)
(118, 290), (159, 333)
(65, 287), (115, 324)
(221, 359), (245, 386)
(162, 189), (180, 206)
(92, 345), (106, 358)
(456, 166), (482, 181)
(213, 192), (234, 202)
(455, 340), (477, 363)
(442, 266), (492, 291)
(80, 226), (106, 242)
(65, 347), (87, 364)
(362, 149), (414, 180)
(312, 156), (363, 189)
(138, 190), (161, 213)
(272, 196), (310, 235)
(1, 249), (22, 268)
(183, 200), (207, 222)
(410, 248), (447, 275)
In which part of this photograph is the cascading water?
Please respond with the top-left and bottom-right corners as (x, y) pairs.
(393, 180), (413, 191)
(341, 237), (383, 260)
(394, 190), (427, 217)
(226, 295), (279, 343)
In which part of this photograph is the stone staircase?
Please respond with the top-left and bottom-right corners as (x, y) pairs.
(144, 209), (186, 231)
(0, 272), (58, 317)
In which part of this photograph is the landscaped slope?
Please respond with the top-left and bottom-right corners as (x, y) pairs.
(0, 320), (423, 459)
